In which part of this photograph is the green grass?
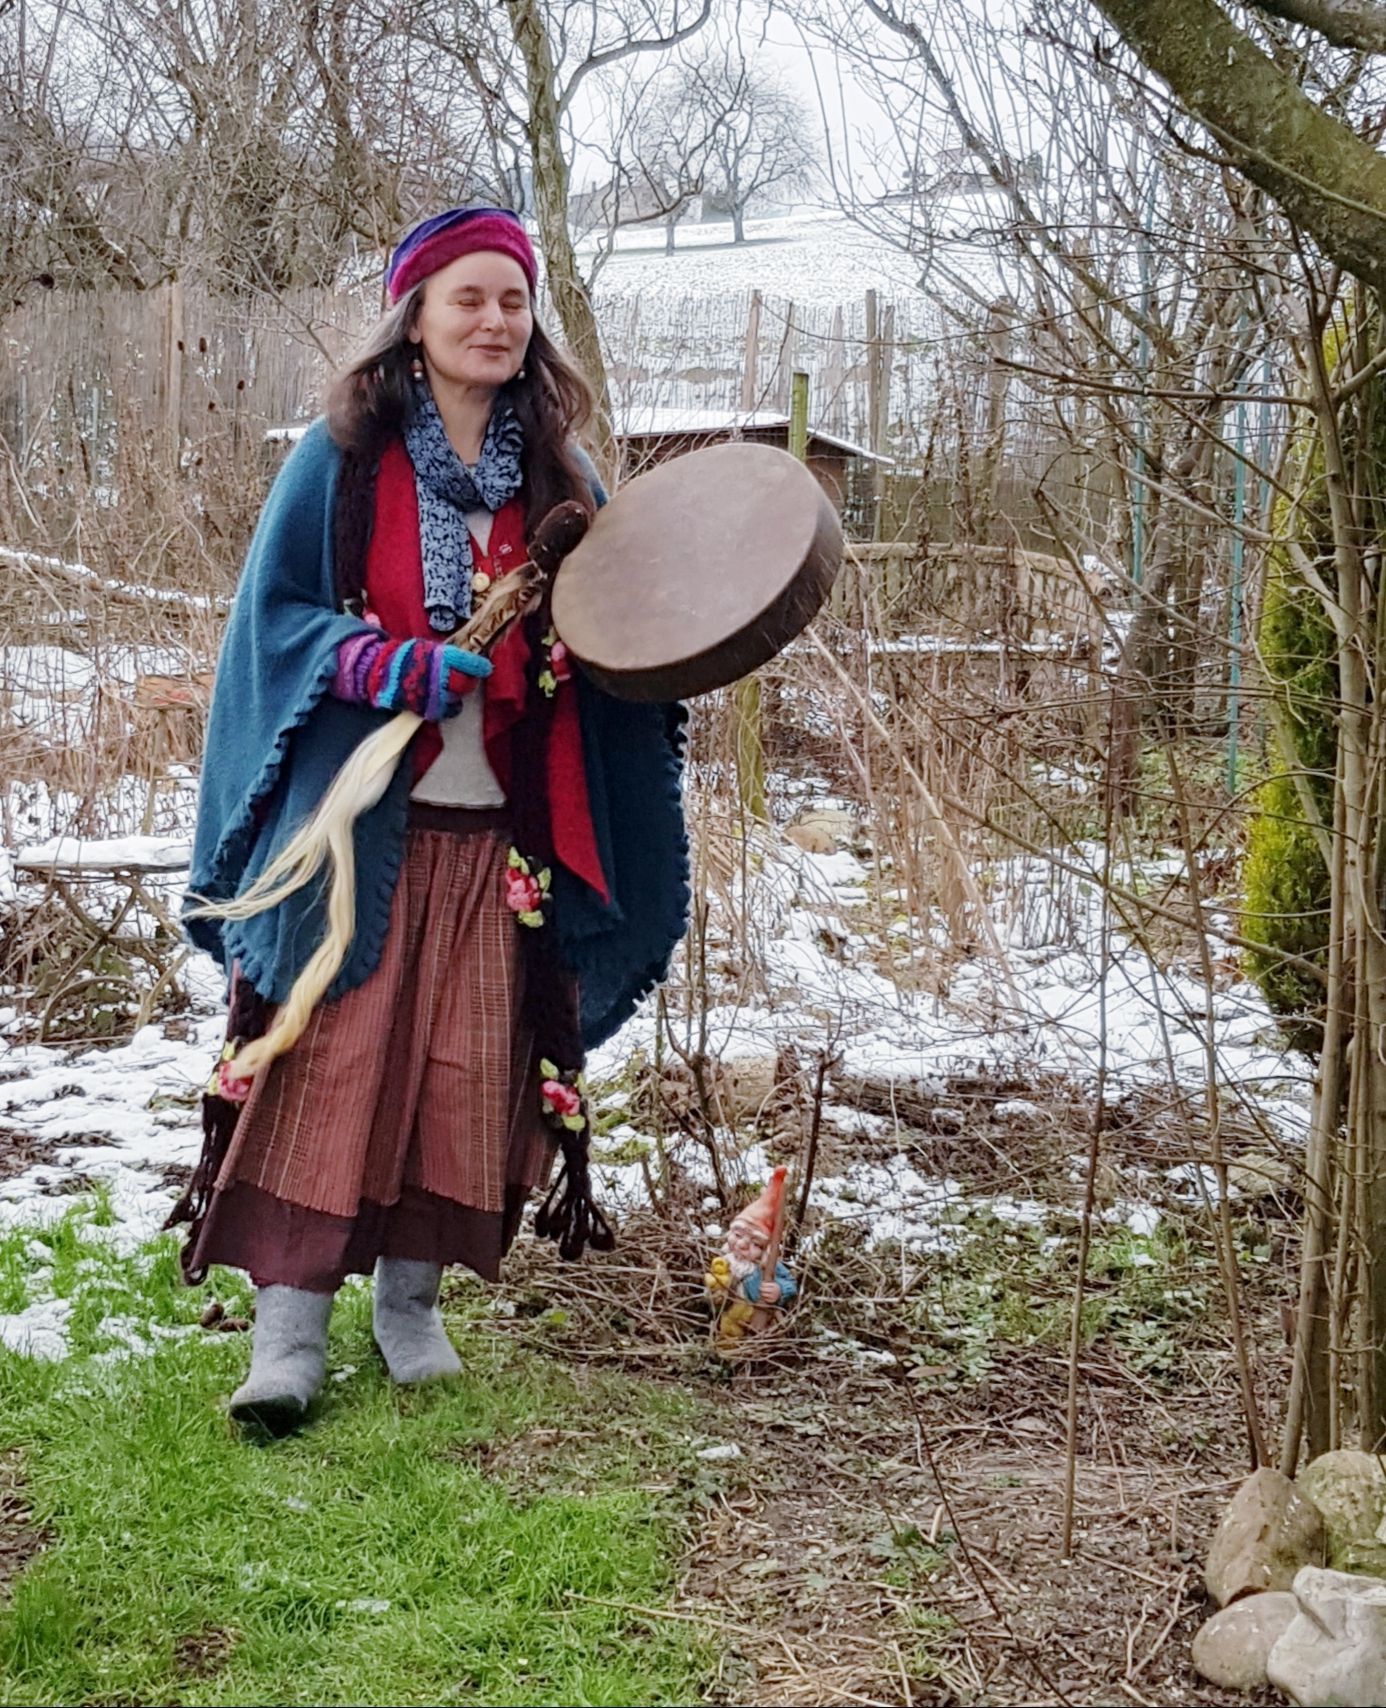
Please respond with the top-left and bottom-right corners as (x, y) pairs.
(0, 1211), (717, 1707)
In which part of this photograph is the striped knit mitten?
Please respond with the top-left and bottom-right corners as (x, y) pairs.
(332, 632), (491, 722)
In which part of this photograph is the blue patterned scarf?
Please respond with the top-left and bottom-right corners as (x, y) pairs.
(403, 380), (525, 634)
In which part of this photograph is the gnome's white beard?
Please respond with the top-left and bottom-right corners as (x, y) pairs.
(725, 1252), (757, 1283)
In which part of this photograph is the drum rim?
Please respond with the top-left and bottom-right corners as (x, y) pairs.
(552, 441), (834, 677)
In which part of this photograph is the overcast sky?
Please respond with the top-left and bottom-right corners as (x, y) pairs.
(565, 0), (909, 193)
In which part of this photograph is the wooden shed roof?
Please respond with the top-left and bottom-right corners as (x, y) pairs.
(615, 405), (892, 464)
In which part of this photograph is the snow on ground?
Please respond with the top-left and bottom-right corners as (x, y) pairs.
(0, 735), (1312, 1357)
(1, 640), (205, 745)
(625, 835), (1301, 1109)
(1, 1009), (226, 1233)
(580, 206), (929, 312)
(0, 1297), (72, 1361)
(577, 827), (1311, 1254)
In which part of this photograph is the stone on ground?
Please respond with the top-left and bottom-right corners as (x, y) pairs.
(1192, 1592), (1300, 1691)
(1267, 1566), (1386, 1707)
(662, 1048), (778, 1125)
(1205, 1467), (1325, 1608)
(718, 1051), (778, 1122)
(1226, 1152), (1294, 1201)
(785, 808), (855, 854)
(1298, 1450), (1386, 1576)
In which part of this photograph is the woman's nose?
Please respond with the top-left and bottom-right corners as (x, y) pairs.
(477, 298), (505, 331)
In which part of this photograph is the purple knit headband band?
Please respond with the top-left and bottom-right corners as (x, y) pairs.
(386, 207), (538, 304)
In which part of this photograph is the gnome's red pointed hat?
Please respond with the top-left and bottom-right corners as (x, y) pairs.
(733, 1166), (788, 1236)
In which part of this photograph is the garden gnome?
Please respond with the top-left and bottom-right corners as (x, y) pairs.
(706, 1166), (798, 1345)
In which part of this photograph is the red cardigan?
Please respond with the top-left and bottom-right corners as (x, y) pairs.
(360, 440), (608, 902)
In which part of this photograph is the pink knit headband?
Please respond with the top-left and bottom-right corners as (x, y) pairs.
(386, 208), (538, 304)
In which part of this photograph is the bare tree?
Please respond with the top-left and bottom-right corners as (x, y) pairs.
(797, 0), (1386, 1459)
(1066, 0), (1386, 1473)
(574, 51), (752, 260)
(612, 64), (710, 254)
(1, 0), (152, 297)
(1087, 0), (1386, 291)
(691, 53), (817, 240)
(500, 0), (718, 475)
(1, 0), (506, 299)
(796, 0), (1289, 734)
(4, 0), (731, 473)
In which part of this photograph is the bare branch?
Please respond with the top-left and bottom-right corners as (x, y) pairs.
(558, 0), (714, 119)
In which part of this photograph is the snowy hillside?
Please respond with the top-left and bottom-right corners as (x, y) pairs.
(580, 205), (930, 309)
(575, 206), (931, 448)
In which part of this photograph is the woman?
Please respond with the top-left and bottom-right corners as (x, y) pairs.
(175, 206), (689, 1431)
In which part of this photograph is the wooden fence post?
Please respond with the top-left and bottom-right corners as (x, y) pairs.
(732, 368), (809, 825)
(825, 305), (846, 431)
(775, 302), (796, 411)
(740, 289), (762, 414)
(164, 278), (184, 464)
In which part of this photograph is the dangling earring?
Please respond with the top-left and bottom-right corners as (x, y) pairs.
(409, 352), (424, 380)
(516, 366), (527, 380)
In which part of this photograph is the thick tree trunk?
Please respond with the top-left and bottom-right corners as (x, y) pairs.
(1272, 310), (1386, 1456)
(1249, 0), (1386, 52)
(732, 204), (746, 243)
(1091, 0), (1386, 293)
(503, 0), (616, 481)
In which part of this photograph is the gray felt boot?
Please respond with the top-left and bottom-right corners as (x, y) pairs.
(373, 1258), (461, 1385)
(229, 1285), (333, 1431)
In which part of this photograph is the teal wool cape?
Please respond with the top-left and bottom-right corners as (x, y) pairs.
(184, 420), (689, 1050)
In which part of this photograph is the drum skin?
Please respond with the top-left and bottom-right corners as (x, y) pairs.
(551, 442), (843, 701)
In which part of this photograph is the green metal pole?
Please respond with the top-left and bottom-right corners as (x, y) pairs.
(789, 368), (809, 461)
(1254, 353), (1273, 767)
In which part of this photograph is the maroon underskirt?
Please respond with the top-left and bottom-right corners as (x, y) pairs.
(188, 1178), (529, 1295)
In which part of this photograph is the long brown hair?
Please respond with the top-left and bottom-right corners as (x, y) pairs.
(325, 280), (598, 606)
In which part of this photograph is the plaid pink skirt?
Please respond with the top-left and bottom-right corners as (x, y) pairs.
(188, 812), (553, 1292)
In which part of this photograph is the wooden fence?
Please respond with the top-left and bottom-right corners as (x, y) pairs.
(1, 278), (1079, 558)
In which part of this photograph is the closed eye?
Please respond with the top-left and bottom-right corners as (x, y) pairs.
(452, 291), (528, 309)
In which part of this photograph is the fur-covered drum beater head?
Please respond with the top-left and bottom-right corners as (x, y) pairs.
(459, 501), (591, 652)
(529, 500), (591, 574)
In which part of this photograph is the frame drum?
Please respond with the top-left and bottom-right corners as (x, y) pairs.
(551, 441), (843, 701)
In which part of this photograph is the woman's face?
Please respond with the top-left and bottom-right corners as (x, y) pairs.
(411, 251), (533, 392)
